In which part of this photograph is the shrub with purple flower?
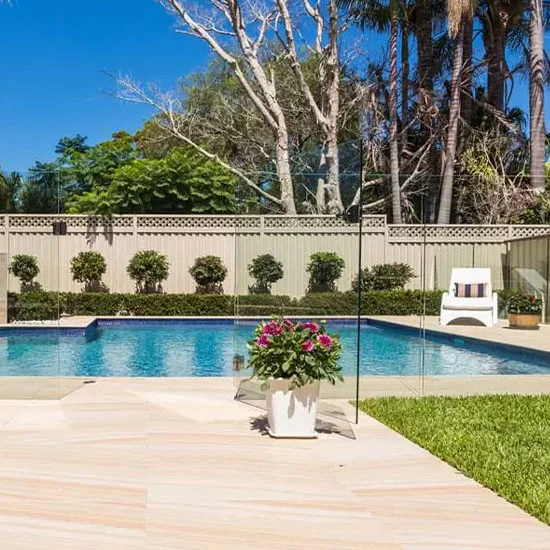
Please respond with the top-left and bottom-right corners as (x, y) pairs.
(247, 316), (343, 388)
(300, 321), (319, 333)
(317, 334), (332, 349)
(302, 339), (314, 352)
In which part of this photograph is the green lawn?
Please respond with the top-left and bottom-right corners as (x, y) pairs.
(358, 395), (550, 525)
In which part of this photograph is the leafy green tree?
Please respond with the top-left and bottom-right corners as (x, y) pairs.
(10, 255), (40, 291)
(68, 147), (235, 214)
(70, 251), (108, 292)
(306, 252), (345, 293)
(18, 163), (61, 213)
(1, 171), (23, 212)
(248, 254), (284, 294)
(0, 173), (8, 212)
(55, 134), (90, 156)
(59, 131), (137, 196)
(127, 251), (169, 294)
(189, 256), (227, 294)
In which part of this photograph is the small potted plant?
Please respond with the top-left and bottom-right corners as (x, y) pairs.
(247, 317), (342, 438)
(507, 293), (543, 329)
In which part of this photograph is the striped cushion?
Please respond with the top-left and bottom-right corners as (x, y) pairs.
(454, 283), (486, 298)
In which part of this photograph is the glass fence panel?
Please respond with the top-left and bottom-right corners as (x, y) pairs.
(233, 142), (362, 434)
(421, 177), (550, 398)
(1, 171), (63, 399)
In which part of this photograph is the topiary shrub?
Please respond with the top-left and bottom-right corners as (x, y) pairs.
(189, 255), (227, 294)
(9, 254), (41, 292)
(248, 254), (284, 294)
(306, 252), (345, 293)
(127, 250), (169, 294)
(352, 263), (416, 292)
(70, 251), (107, 293)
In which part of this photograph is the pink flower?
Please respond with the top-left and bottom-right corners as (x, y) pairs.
(300, 322), (319, 333)
(283, 318), (295, 330)
(301, 339), (314, 352)
(263, 321), (283, 336)
(256, 335), (270, 348)
(317, 334), (332, 349)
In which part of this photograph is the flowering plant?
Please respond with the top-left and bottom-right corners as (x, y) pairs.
(507, 293), (543, 315)
(247, 317), (343, 388)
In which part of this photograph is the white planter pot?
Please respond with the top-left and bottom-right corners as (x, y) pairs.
(266, 379), (320, 438)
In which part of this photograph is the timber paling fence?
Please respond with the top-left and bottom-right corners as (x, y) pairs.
(0, 214), (549, 297)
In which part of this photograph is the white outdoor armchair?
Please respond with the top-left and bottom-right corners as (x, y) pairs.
(440, 268), (498, 327)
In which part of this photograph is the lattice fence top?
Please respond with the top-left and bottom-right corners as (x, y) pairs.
(6, 215), (134, 233)
(2, 215), (382, 234)
(389, 225), (512, 243)
(262, 215), (385, 233)
(2, 215), (550, 242)
(510, 226), (550, 240)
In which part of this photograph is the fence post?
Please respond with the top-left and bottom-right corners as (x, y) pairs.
(0, 252), (6, 324)
(1, 215), (7, 254)
(133, 215), (138, 251)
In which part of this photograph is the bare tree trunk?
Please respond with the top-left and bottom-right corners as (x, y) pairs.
(316, 149), (327, 212)
(275, 130), (296, 213)
(438, 23), (465, 224)
(278, 0), (343, 213)
(389, 0), (402, 223)
(530, 0), (545, 193)
(325, 137), (341, 212)
(325, 0), (343, 213)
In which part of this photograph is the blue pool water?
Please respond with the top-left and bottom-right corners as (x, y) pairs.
(0, 319), (548, 377)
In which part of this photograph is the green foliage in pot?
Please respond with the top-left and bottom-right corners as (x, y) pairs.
(507, 293), (543, 315)
(189, 255), (227, 294)
(248, 254), (284, 294)
(352, 263), (415, 292)
(70, 251), (107, 292)
(247, 317), (343, 388)
(306, 252), (345, 293)
(127, 250), (169, 294)
(9, 254), (41, 291)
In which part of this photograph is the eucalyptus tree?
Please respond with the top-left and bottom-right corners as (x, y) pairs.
(118, 0), (354, 215)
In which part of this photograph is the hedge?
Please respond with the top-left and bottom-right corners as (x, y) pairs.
(8, 290), (454, 321)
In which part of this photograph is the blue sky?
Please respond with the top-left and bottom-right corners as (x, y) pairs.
(0, 0), (209, 171)
(0, 1), (548, 172)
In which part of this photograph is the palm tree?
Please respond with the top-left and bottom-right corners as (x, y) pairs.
(438, 0), (477, 224)
(529, 0), (545, 192)
(336, 0), (407, 222)
(389, 0), (403, 222)
(478, 1), (530, 112)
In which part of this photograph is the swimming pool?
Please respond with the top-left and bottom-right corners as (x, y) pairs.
(0, 319), (548, 377)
